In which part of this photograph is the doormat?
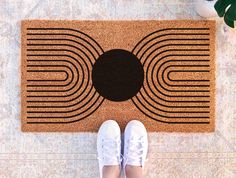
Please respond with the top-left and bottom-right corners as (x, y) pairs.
(21, 20), (215, 132)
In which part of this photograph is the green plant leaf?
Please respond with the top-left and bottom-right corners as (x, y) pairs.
(224, 13), (234, 28)
(214, 0), (233, 17)
(226, 2), (236, 20)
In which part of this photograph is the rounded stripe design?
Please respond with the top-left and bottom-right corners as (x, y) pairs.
(26, 28), (104, 124)
(131, 28), (211, 124)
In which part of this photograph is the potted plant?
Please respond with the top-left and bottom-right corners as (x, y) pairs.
(195, 0), (218, 18)
(215, 0), (236, 44)
(195, 0), (236, 44)
(214, 0), (236, 28)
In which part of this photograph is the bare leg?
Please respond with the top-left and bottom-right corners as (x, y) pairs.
(103, 165), (120, 178)
(125, 165), (144, 178)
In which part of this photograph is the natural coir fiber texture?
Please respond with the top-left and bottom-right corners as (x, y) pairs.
(21, 20), (215, 132)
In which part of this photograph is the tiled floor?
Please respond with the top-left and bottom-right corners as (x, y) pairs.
(0, 0), (236, 177)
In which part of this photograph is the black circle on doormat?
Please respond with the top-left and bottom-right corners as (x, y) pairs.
(92, 49), (144, 102)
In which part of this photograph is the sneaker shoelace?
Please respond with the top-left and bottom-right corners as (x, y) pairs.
(98, 137), (122, 163)
(125, 136), (145, 166)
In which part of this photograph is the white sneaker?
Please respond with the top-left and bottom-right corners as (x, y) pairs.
(97, 120), (122, 178)
(123, 120), (148, 170)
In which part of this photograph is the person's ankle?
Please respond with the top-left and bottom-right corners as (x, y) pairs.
(125, 164), (142, 170)
(103, 165), (120, 178)
(125, 164), (143, 178)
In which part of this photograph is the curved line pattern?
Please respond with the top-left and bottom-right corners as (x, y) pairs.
(148, 54), (210, 100)
(26, 56), (83, 94)
(25, 56), (91, 101)
(26, 59), (85, 98)
(26, 97), (105, 124)
(132, 28), (210, 53)
(133, 85), (210, 115)
(27, 38), (98, 65)
(139, 38), (209, 62)
(27, 91), (99, 114)
(132, 28), (212, 124)
(26, 28), (104, 123)
(27, 96), (104, 120)
(159, 65), (210, 87)
(27, 70), (69, 82)
(27, 65), (74, 87)
(26, 40), (102, 94)
(161, 66), (210, 87)
(131, 98), (209, 124)
(26, 55), (95, 106)
(133, 93), (210, 119)
(160, 59), (211, 83)
(132, 60), (211, 119)
(27, 43), (95, 66)
(143, 42), (209, 67)
(26, 48), (98, 96)
(27, 28), (104, 54)
(167, 70), (210, 82)
(27, 95), (104, 118)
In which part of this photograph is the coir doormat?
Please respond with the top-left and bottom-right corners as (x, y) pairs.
(21, 20), (215, 132)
